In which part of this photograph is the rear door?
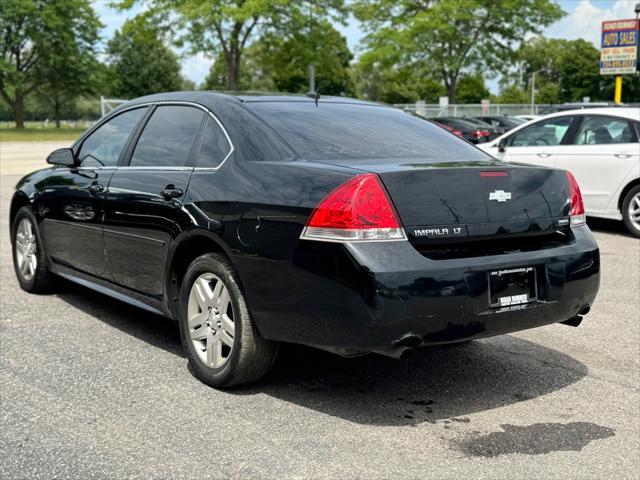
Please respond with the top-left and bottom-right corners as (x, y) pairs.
(555, 115), (640, 211)
(498, 115), (576, 168)
(42, 107), (147, 279)
(103, 104), (205, 296)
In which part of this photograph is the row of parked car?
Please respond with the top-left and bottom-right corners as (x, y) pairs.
(430, 115), (529, 144)
(430, 107), (640, 237)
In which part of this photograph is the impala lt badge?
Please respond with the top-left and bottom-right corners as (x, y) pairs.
(489, 190), (512, 203)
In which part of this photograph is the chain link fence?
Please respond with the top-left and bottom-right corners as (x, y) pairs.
(393, 102), (552, 118)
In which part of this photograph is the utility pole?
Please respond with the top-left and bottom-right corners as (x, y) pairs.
(307, 1), (316, 95)
(530, 71), (536, 115)
(308, 64), (316, 95)
(530, 69), (545, 115)
(619, 3), (640, 104)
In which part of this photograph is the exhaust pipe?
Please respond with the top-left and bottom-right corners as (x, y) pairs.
(561, 316), (583, 327)
(372, 346), (415, 360)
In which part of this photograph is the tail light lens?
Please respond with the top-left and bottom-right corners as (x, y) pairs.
(471, 129), (490, 138)
(567, 171), (586, 226)
(439, 124), (463, 138)
(300, 173), (407, 242)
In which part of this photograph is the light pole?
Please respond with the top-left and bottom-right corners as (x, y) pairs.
(636, 4), (640, 77)
(307, 1), (316, 96)
(530, 69), (546, 115)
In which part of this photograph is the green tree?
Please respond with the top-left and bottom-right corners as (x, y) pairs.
(117, 0), (346, 91)
(456, 73), (490, 103)
(601, 75), (640, 103)
(353, 0), (564, 103)
(255, 20), (352, 95)
(107, 18), (184, 98)
(351, 62), (445, 103)
(518, 37), (602, 103)
(39, 49), (102, 128)
(0, 0), (101, 128)
(202, 46), (276, 91)
(495, 84), (529, 103)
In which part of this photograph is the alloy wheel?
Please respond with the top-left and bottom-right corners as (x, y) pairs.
(628, 192), (640, 232)
(187, 273), (235, 368)
(15, 218), (38, 281)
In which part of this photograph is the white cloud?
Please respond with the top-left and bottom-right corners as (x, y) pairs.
(545, 0), (638, 46)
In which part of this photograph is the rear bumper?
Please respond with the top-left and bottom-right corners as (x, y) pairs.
(234, 225), (600, 350)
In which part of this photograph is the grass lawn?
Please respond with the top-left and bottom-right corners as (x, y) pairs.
(0, 127), (86, 142)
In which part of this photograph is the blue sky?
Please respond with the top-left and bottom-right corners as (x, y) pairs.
(93, 0), (638, 92)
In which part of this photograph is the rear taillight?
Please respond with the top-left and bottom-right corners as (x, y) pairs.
(567, 171), (586, 226)
(300, 173), (406, 242)
(440, 124), (463, 138)
(471, 129), (490, 138)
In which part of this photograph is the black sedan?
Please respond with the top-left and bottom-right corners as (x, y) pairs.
(430, 116), (492, 143)
(472, 115), (526, 134)
(10, 92), (600, 387)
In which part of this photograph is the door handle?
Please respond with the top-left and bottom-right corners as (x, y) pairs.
(614, 153), (632, 158)
(162, 185), (184, 200)
(536, 153), (552, 158)
(87, 183), (104, 194)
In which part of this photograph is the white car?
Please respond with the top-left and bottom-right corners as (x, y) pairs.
(479, 107), (640, 237)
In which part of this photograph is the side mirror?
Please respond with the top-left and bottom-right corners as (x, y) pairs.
(497, 138), (506, 153)
(47, 148), (76, 166)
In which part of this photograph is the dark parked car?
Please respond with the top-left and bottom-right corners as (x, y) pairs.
(472, 115), (526, 134)
(11, 92), (600, 387)
(430, 116), (491, 143)
(461, 117), (503, 141)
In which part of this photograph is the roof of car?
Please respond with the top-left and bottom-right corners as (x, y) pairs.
(118, 91), (382, 111)
(540, 107), (640, 121)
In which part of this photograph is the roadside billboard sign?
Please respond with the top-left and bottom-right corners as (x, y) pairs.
(600, 19), (639, 75)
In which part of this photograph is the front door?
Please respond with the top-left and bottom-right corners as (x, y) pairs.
(103, 104), (205, 297)
(499, 115), (575, 168)
(42, 107), (148, 279)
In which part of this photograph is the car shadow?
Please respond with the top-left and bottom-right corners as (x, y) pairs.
(55, 279), (588, 426)
(587, 217), (635, 238)
(54, 278), (184, 358)
(232, 339), (588, 426)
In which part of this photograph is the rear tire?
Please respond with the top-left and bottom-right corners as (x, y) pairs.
(621, 185), (640, 238)
(11, 206), (54, 293)
(178, 253), (278, 388)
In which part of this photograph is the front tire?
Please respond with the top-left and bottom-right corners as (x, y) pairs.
(621, 185), (640, 238)
(11, 206), (54, 293)
(178, 253), (278, 388)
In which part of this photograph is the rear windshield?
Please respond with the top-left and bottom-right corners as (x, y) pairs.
(248, 102), (490, 162)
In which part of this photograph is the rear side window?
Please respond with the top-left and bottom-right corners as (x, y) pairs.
(248, 102), (489, 161)
(575, 116), (636, 144)
(78, 107), (146, 167)
(130, 105), (204, 167)
(196, 117), (232, 168)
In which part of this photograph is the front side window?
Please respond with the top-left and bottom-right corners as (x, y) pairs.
(575, 116), (635, 145)
(509, 116), (573, 147)
(196, 117), (232, 168)
(130, 106), (204, 167)
(78, 108), (146, 167)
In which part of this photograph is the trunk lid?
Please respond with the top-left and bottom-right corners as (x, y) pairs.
(313, 159), (571, 243)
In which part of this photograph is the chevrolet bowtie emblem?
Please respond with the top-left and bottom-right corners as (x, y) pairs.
(489, 190), (512, 202)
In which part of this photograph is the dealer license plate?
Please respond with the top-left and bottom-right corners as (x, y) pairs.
(488, 266), (537, 308)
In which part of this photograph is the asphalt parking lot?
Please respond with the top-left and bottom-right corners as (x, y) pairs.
(1, 142), (639, 479)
